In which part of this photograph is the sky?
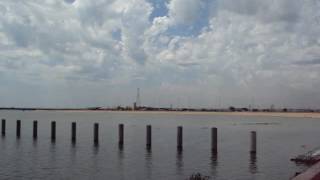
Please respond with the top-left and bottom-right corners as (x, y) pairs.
(0, 0), (320, 109)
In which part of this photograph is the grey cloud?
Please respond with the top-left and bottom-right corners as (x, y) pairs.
(218, 0), (301, 23)
(2, 22), (35, 47)
(0, 0), (129, 79)
(129, 48), (147, 65)
(0, 0), (320, 108)
(64, 0), (76, 4)
(177, 62), (200, 67)
(294, 58), (320, 66)
(167, 0), (205, 25)
(77, 1), (117, 26)
(72, 54), (123, 81)
(72, 66), (112, 81)
(0, 59), (27, 70)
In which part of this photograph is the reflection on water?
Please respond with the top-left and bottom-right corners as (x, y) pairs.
(145, 148), (153, 179)
(32, 139), (37, 149)
(94, 141), (99, 147)
(119, 144), (124, 151)
(70, 143), (77, 163)
(249, 153), (258, 174)
(49, 141), (56, 161)
(15, 138), (21, 149)
(50, 138), (56, 146)
(91, 146), (100, 169)
(211, 153), (218, 178)
(72, 141), (76, 147)
(118, 147), (124, 163)
(92, 145), (99, 156)
(0, 111), (317, 179)
(176, 150), (184, 175)
(117, 145), (125, 180)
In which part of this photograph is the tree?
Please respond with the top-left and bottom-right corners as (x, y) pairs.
(229, 106), (236, 112)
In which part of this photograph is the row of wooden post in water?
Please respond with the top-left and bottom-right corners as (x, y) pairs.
(1, 119), (257, 154)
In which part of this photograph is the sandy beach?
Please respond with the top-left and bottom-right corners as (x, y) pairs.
(50, 110), (320, 119)
(114, 111), (320, 119)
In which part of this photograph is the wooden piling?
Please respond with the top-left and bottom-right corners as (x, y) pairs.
(119, 124), (124, 146)
(71, 122), (76, 143)
(146, 125), (152, 149)
(94, 123), (99, 145)
(33, 120), (38, 139)
(51, 121), (56, 141)
(177, 126), (183, 151)
(16, 120), (21, 138)
(211, 127), (218, 153)
(250, 131), (257, 154)
(1, 119), (5, 136)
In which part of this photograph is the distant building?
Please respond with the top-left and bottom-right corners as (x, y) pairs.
(133, 102), (137, 111)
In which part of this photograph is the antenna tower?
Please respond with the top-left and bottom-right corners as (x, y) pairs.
(136, 88), (141, 107)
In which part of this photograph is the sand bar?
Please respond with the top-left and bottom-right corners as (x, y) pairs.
(36, 110), (320, 119)
(111, 111), (320, 119)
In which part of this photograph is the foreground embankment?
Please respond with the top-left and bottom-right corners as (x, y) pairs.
(292, 161), (320, 180)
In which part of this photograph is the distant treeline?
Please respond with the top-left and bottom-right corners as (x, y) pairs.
(0, 106), (319, 113)
(0, 107), (87, 111)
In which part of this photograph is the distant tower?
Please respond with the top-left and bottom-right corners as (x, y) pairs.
(136, 88), (141, 107)
(133, 102), (137, 111)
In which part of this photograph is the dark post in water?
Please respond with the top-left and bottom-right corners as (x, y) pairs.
(211, 127), (218, 154)
(51, 121), (56, 141)
(33, 120), (38, 139)
(16, 120), (21, 138)
(119, 124), (124, 146)
(71, 122), (76, 143)
(177, 126), (183, 151)
(146, 125), (152, 149)
(1, 119), (5, 136)
(250, 131), (257, 154)
(94, 123), (99, 145)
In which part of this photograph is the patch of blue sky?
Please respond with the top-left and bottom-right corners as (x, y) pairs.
(111, 29), (122, 41)
(148, 0), (170, 21)
(148, 0), (213, 37)
(166, 9), (210, 37)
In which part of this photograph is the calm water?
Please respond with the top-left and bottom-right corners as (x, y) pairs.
(0, 111), (318, 180)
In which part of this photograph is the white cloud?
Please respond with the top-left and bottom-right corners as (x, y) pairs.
(0, 0), (320, 108)
(145, 0), (207, 39)
(166, 0), (205, 25)
(142, 0), (320, 108)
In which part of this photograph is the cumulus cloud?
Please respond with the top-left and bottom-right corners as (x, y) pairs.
(0, 0), (319, 108)
(144, 0), (320, 108)
(166, 0), (205, 25)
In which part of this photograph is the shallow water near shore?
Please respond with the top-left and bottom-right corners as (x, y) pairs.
(0, 110), (318, 180)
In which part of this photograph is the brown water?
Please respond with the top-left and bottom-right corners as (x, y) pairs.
(0, 111), (317, 179)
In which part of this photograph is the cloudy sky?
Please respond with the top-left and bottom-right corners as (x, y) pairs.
(0, 0), (320, 108)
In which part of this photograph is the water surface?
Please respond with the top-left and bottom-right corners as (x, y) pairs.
(0, 111), (317, 180)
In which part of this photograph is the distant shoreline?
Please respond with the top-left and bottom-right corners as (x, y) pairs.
(1, 109), (320, 119)
(101, 111), (320, 119)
